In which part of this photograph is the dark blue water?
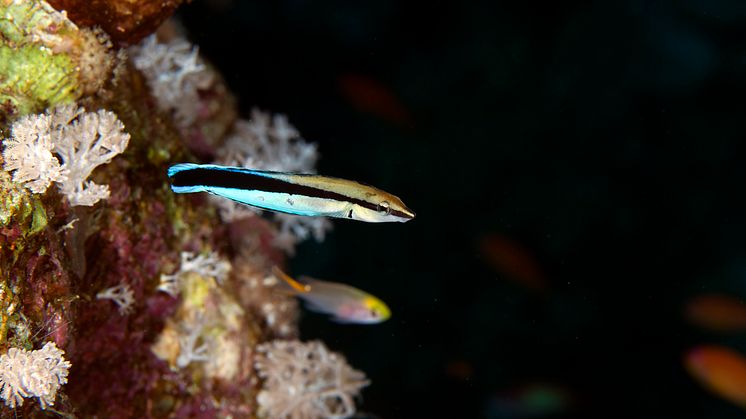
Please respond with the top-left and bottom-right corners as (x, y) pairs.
(182, 1), (746, 417)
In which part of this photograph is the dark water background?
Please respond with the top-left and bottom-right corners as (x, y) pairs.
(181, 1), (746, 418)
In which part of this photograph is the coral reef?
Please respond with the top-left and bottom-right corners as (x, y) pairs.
(0, 0), (372, 417)
(0, 0), (123, 119)
(129, 27), (238, 159)
(255, 340), (370, 419)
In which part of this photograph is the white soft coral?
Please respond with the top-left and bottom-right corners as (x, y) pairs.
(158, 251), (232, 297)
(2, 113), (67, 193)
(254, 340), (369, 419)
(0, 342), (72, 409)
(272, 214), (332, 255)
(130, 35), (212, 128)
(2, 104), (130, 206)
(217, 109), (318, 174)
(52, 105), (130, 206)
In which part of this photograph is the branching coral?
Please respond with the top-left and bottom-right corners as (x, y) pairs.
(216, 110), (318, 173)
(175, 315), (209, 369)
(0, 342), (71, 409)
(52, 105), (130, 205)
(130, 34), (213, 128)
(96, 284), (135, 315)
(254, 340), (370, 419)
(158, 250), (232, 297)
(273, 213), (332, 256)
(2, 112), (66, 194)
(151, 246), (254, 385)
(2, 104), (130, 206)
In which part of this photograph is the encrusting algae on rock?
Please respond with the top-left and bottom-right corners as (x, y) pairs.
(0, 0), (372, 417)
(0, 0), (125, 120)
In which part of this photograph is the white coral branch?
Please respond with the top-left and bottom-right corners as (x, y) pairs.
(96, 283), (135, 315)
(156, 273), (181, 298)
(53, 106), (130, 206)
(1, 105), (130, 206)
(158, 251), (231, 297)
(2, 113), (67, 193)
(179, 251), (231, 282)
(130, 35), (213, 127)
(217, 109), (318, 174)
(0, 342), (71, 410)
(255, 340), (369, 419)
(176, 316), (210, 369)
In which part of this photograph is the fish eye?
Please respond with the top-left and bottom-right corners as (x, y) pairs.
(370, 309), (378, 317)
(377, 201), (391, 215)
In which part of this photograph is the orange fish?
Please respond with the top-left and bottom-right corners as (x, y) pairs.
(685, 294), (746, 332)
(444, 360), (474, 381)
(478, 234), (547, 291)
(337, 74), (414, 127)
(685, 345), (746, 409)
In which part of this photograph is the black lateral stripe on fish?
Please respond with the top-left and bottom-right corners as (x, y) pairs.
(170, 167), (384, 212)
(167, 163), (416, 222)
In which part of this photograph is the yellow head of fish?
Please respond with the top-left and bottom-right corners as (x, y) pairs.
(359, 295), (391, 324)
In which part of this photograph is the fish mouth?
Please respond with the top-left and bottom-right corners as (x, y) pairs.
(398, 207), (416, 221)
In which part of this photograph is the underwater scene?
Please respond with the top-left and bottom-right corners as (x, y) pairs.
(2, 0), (746, 418)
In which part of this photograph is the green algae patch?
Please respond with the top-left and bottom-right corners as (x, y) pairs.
(0, 45), (79, 116)
(0, 171), (49, 253)
(0, 171), (46, 232)
(0, 281), (18, 349)
(28, 199), (47, 236)
(0, 0), (85, 115)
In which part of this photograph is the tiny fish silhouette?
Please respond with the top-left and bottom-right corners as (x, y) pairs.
(338, 73), (414, 127)
(479, 234), (547, 291)
(685, 294), (746, 332)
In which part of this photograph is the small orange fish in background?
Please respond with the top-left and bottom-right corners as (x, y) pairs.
(685, 345), (746, 409)
(337, 73), (414, 127)
(685, 294), (746, 332)
(478, 234), (547, 291)
(445, 359), (474, 381)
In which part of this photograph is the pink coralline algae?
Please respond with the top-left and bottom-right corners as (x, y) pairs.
(0, 1), (371, 418)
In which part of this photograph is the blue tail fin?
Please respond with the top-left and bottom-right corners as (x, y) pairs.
(167, 163), (202, 178)
(168, 163), (208, 194)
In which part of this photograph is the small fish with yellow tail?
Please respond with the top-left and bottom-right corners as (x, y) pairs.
(273, 267), (391, 324)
